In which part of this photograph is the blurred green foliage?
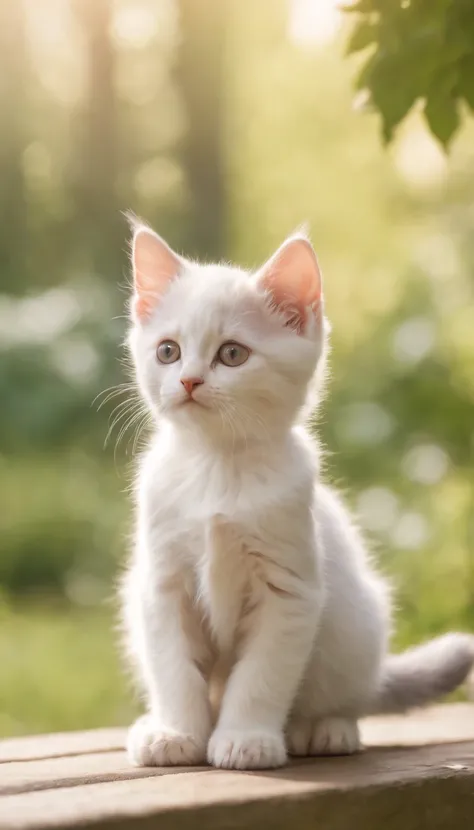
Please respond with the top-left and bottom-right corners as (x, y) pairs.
(345, 0), (474, 146)
(1, 0), (473, 736)
(0, 600), (137, 736)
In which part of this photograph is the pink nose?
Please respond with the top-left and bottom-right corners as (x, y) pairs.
(181, 377), (204, 397)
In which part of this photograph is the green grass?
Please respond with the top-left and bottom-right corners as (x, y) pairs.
(0, 600), (138, 737)
(0, 596), (468, 738)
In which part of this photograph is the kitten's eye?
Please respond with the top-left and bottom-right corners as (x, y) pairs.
(156, 340), (181, 364)
(217, 342), (250, 367)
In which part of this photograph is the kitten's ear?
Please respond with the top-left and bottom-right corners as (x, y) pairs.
(131, 225), (182, 320)
(256, 235), (322, 334)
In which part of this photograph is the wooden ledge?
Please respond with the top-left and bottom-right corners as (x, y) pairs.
(1, 704), (474, 830)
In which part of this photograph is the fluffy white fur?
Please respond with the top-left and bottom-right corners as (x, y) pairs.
(123, 224), (474, 770)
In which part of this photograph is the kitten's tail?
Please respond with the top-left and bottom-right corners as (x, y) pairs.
(369, 633), (474, 715)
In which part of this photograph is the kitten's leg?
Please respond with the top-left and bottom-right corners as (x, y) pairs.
(285, 571), (382, 759)
(125, 565), (213, 767)
(287, 484), (389, 758)
(287, 716), (361, 756)
(207, 571), (321, 770)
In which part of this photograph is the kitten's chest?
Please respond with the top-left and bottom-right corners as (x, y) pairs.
(152, 450), (274, 526)
(146, 447), (293, 650)
(194, 516), (253, 653)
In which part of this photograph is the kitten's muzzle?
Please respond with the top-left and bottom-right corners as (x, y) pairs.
(181, 377), (204, 398)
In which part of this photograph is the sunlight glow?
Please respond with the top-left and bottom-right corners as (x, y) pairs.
(357, 487), (399, 534)
(392, 317), (436, 365)
(395, 125), (447, 188)
(337, 402), (395, 447)
(24, 0), (70, 50)
(402, 444), (449, 486)
(289, 0), (342, 47)
(111, 4), (159, 49)
(392, 512), (430, 550)
(24, 0), (81, 105)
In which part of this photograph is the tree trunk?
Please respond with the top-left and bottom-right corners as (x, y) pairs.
(0, 0), (29, 294)
(174, 0), (228, 261)
(73, 0), (122, 282)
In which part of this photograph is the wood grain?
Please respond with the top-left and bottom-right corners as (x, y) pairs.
(1, 705), (474, 830)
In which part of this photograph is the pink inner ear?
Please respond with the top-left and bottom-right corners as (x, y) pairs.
(258, 237), (322, 332)
(132, 228), (181, 319)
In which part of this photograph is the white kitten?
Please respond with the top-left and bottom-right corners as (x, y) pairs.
(122, 222), (474, 770)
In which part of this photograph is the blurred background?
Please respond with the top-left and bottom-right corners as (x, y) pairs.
(1, 0), (474, 737)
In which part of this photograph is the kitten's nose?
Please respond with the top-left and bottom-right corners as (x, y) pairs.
(181, 377), (204, 397)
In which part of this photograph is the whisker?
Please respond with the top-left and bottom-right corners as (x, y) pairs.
(98, 390), (140, 412)
(114, 406), (148, 460)
(105, 401), (145, 449)
(132, 412), (153, 455)
(92, 382), (136, 409)
(107, 399), (140, 424)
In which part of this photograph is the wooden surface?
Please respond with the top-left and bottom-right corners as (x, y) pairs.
(1, 704), (474, 830)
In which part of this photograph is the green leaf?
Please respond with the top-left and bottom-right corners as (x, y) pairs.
(340, 1), (375, 13)
(366, 52), (420, 142)
(459, 55), (474, 112)
(355, 51), (379, 90)
(424, 92), (460, 148)
(346, 20), (377, 55)
(345, 0), (473, 146)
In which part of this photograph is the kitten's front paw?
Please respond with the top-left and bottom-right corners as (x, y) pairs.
(127, 715), (206, 767)
(207, 728), (287, 769)
(287, 716), (361, 756)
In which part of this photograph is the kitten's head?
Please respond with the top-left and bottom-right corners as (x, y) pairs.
(128, 222), (328, 442)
